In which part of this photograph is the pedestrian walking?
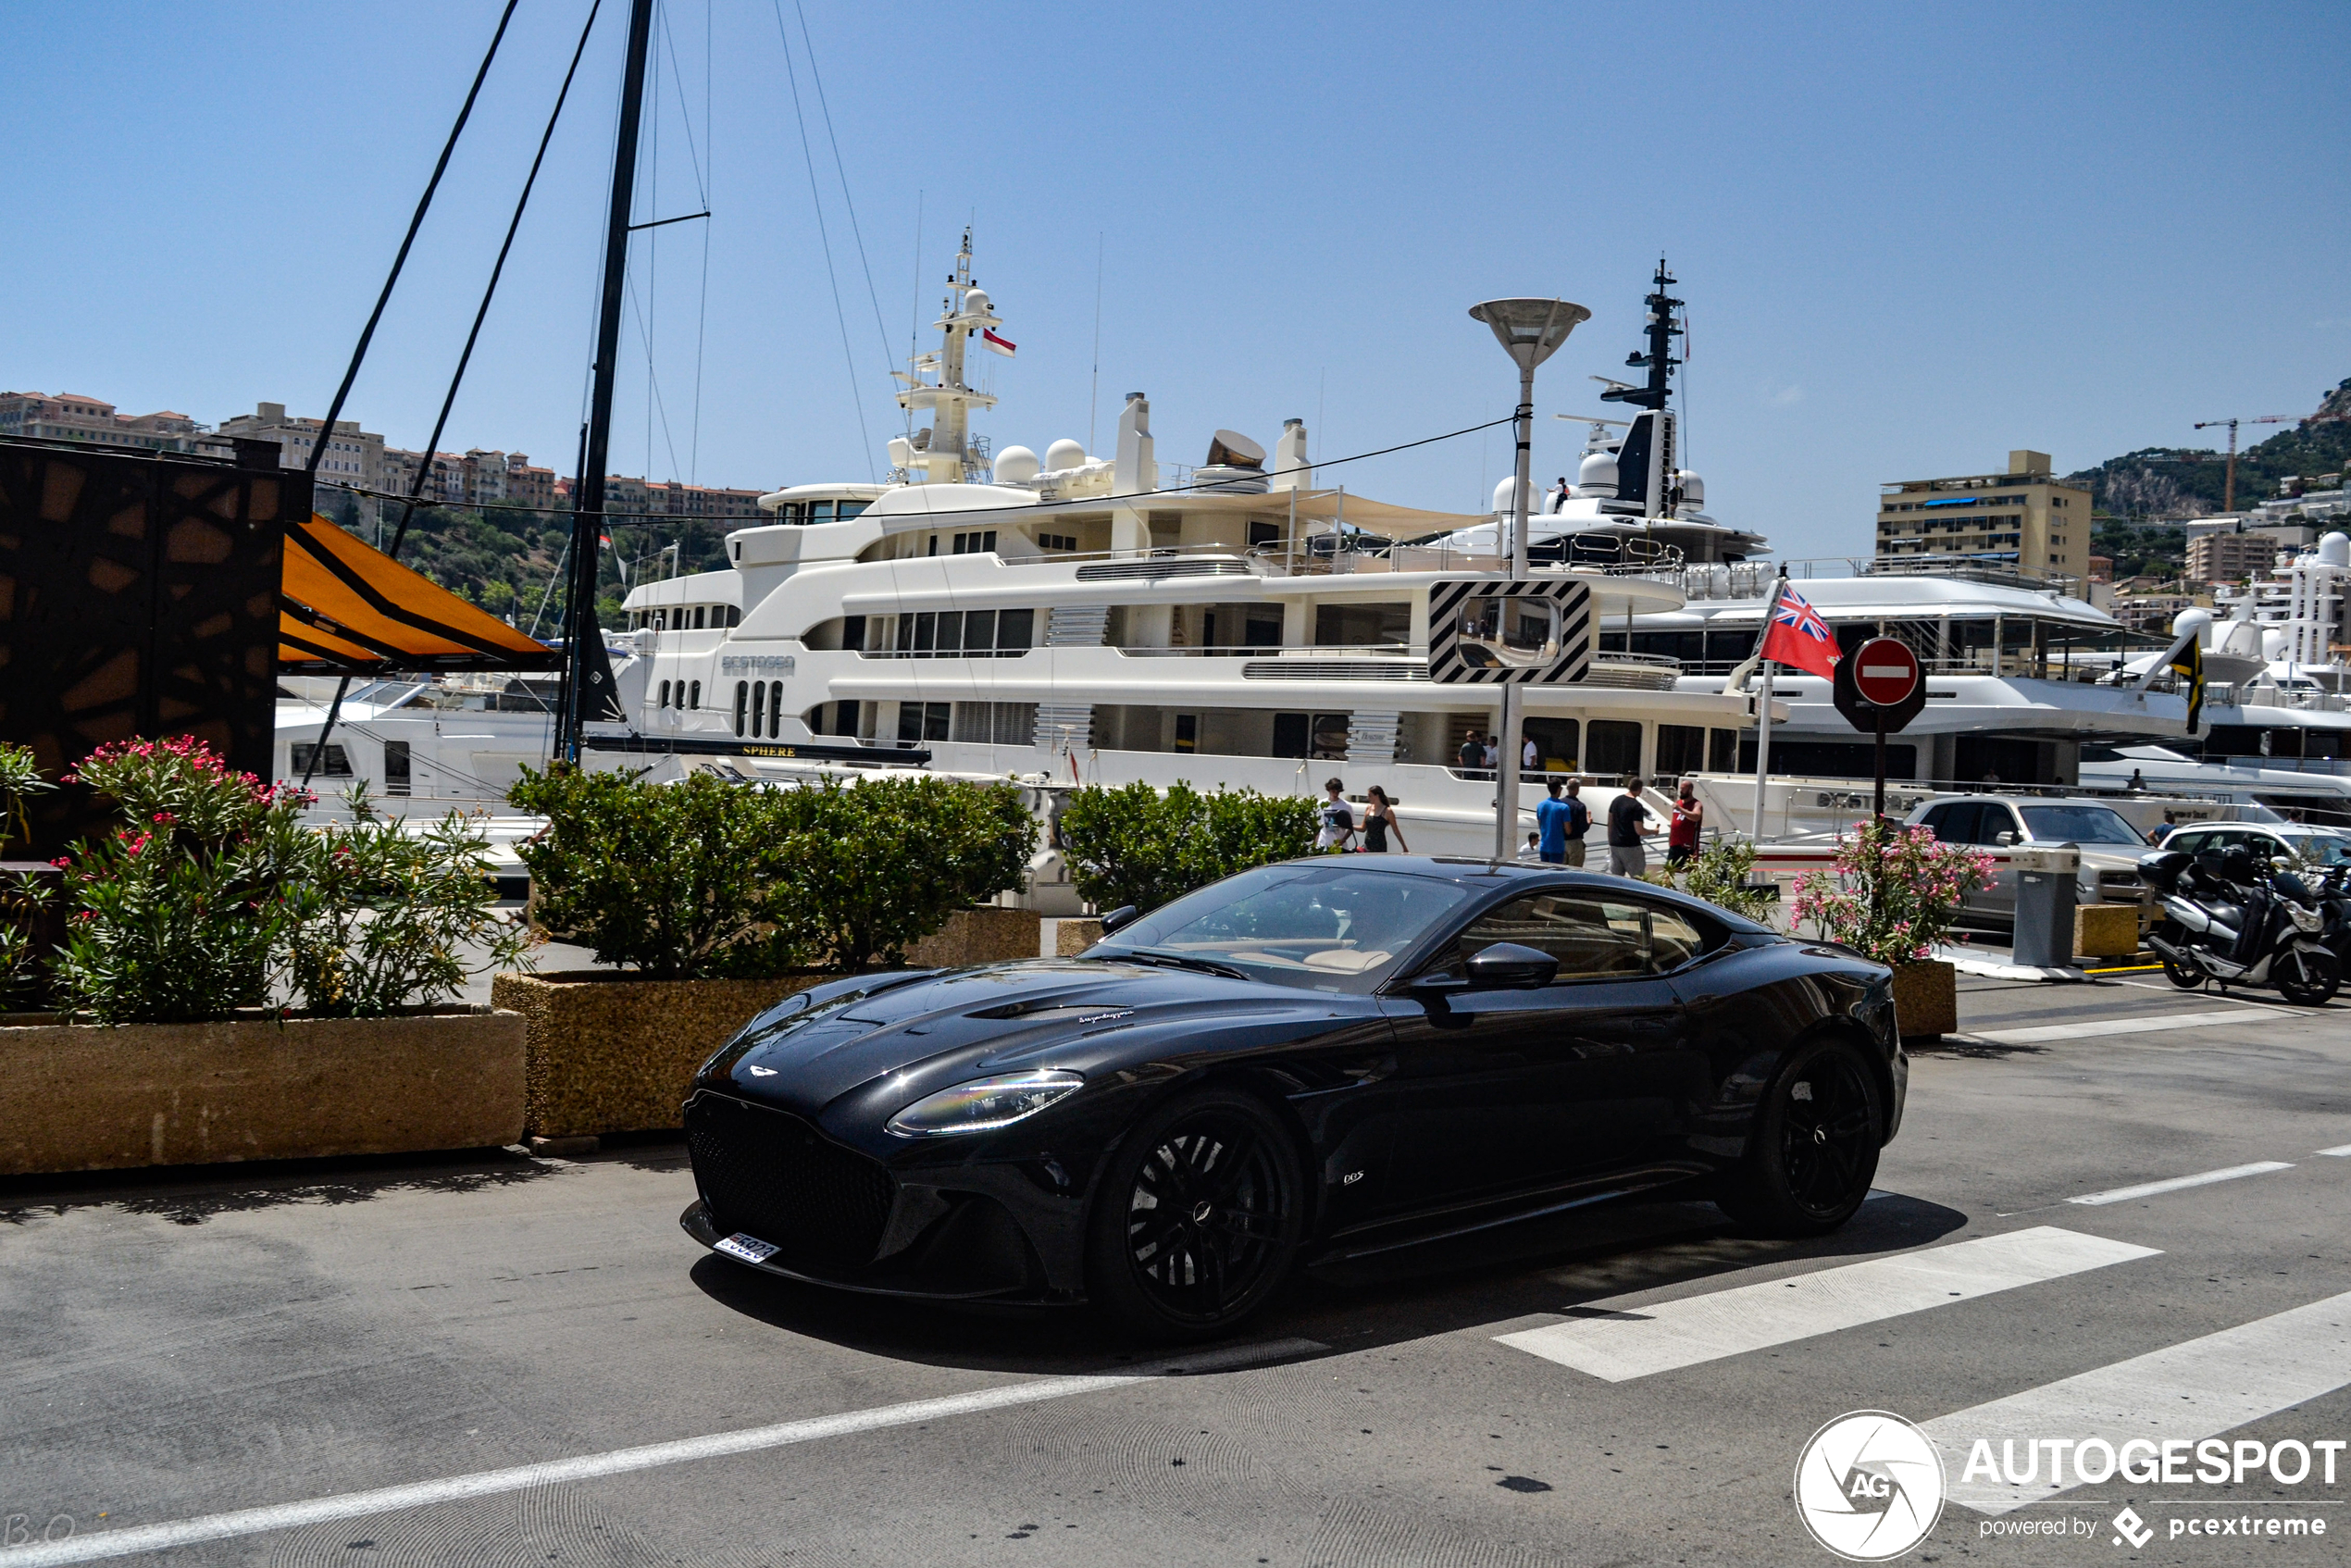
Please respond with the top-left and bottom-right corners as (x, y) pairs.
(1362, 785), (1407, 852)
(1314, 778), (1356, 852)
(1457, 730), (1486, 777)
(1668, 779), (1703, 868)
(1607, 775), (1657, 877)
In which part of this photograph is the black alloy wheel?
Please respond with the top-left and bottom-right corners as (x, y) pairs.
(1717, 1036), (1884, 1238)
(2274, 946), (2341, 1007)
(1086, 1089), (1304, 1341)
(2160, 952), (2206, 989)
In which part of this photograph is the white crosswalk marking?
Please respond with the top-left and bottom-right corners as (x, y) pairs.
(1970, 1009), (2277, 1045)
(2317, 1144), (2351, 1158)
(2067, 1161), (2293, 1207)
(1926, 1291), (2351, 1514)
(1497, 1227), (2157, 1381)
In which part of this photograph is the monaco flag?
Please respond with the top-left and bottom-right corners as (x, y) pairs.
(1760, 581), (1841, 679)
(980, 328), (1016, 358)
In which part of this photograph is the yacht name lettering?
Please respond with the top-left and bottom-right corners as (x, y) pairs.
(720, 655), (796, 675)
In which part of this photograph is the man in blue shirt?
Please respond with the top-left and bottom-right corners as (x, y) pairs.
(1536, 778), (1589, 866)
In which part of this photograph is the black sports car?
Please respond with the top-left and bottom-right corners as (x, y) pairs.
(681, 856), (1903, 1339)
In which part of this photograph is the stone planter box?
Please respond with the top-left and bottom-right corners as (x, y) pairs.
(2074, 902), (2142, 962)
(0, 1007), (525, 1176)
(1891, 960), (1958, 1041)
(491, 971), (827, 1140)
(909, 907), (1042, 967)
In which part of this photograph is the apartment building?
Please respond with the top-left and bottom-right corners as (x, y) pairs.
(0, 392), (209, 454)
(2186, 524), (2315, 585)
(556, 475), (767, 520)
(1874, 449), (2092, 581)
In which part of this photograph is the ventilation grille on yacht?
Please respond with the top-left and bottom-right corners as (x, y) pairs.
(1074, 559), (1250, 581)
(1241, 660), (1430, 681)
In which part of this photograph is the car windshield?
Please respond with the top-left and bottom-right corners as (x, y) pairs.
(2279, 830), (2351, 867)
(2019, 804), (2146, 846)
(1091, 863), (1474, 992)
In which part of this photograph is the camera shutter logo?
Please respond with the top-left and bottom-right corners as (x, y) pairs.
(1794, 1411), (1946, 1562)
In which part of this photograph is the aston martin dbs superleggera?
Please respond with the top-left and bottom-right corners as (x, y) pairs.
(681, 856), (1903, 1339)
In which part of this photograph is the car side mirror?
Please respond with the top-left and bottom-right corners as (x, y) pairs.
(1993, 830), (2017, 847)
(1462, 941), (1559, 989)
(1099, 904), (1139, 936)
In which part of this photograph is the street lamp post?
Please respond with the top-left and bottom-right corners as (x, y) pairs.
(1466, 297), (1589, 862)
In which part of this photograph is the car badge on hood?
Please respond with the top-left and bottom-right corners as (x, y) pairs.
(746, 1065), (778, 1077)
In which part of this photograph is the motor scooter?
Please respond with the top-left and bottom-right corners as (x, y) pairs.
(2136, 846), (2339, 1006)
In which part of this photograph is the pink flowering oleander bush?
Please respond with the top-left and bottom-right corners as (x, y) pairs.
(1788, 819), (1994, 967)
(54, 738), (316, 1023)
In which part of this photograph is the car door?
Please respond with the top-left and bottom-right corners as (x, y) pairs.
(1920, 803), (1997, 924)
(1973, 803), (2024, 923)
(1377, 888), (1686, 1209)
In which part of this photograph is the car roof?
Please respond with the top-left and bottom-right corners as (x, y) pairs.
(1260, 856), (1777, 932)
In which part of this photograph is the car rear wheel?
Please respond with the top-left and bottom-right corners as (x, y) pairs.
(1086, 1089), (1304, 1342)
(2274, 946), (2340, 1007)
(1717, 1036), (1883, 1238)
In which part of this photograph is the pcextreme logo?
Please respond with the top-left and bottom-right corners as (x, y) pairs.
(1795, 1411), (1947, 1562)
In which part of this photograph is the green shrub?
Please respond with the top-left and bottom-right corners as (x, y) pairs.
(770, 775), (1035, 972)
(52, 737), (314, 1024)
(1058, 782), (1317, 914)
(0, 742), (54, 1008)
(1677, 838), (1777, 923)
(284, 785), (531, 1016)
(509, 767), (1035, 977)
(508, 765), (804, 979)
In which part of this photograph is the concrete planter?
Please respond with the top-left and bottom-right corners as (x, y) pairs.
(0, 1008), (525, 1176)
(1890, 960), (1958, 1041)
(491, 971), (827, 1140)
(909, 907), (1042, 967)
(2074, 903), (2142, 962)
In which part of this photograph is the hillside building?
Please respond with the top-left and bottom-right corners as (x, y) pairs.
(0, 392), (208, 454)
(1874, 450), (2092, 582)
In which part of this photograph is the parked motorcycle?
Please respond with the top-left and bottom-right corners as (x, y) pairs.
(2135, 846), (2340, 1006)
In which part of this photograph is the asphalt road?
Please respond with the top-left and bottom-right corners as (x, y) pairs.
(5, 971), (2349, 1568)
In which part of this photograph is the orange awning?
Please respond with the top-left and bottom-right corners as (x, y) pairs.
(279, 514), (561, 671)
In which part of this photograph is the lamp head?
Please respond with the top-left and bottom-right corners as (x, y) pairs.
(1468, 298), (1591, 370)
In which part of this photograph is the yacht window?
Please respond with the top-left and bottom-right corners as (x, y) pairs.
(694, 606), (707, 629)
(769, 682), (783, 738)
(912, 612), (937, 653)
(898, 701), (953, 743)
(689, 680), (700, 709)
(964, 608), (996, 653)
(1175, 714), (1199, 753)
(727, 605), (740, 627)
(952, 702), (1037, 744)
(1247, 520), (1279, 550)
(291, 742), (353, 778)
(997, 608), (1035, 651)
(1313, 602), (1412, 648)
(751, 681), (766, 738)
(842, 615), (866, 653)
(1657, 725), (1707, 780)
(1038, 532), (1077, 551)
(837, 501), (868, 521)
(383, 740), (411, 797)
(810, 501), (835, 523)
(936, 612), (964, 654)
(1586, 720), (1642, 778)
(1710, 728), (1739, 771)
(952, 530), (998, 554)
(733, 681), (748, 737)
(1523, 718), (1578, 772)
(659, 679), (671, 708)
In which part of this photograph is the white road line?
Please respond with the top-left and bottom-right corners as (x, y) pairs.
(1970, 1009), (2281, 1045)
(1926, 1290), (2351, 1514)
(2066, 1161), (2294, 1207)
(1496, 1227), (2155, 1382)
(2317, 1144), (2351, 1158)
(9, 1338), (1324, 1567)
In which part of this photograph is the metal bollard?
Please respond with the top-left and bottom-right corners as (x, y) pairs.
(2009, 844), (2080, 969)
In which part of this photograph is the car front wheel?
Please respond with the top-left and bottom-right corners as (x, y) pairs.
(1086, 1088), (1305, 1342)
(1717, 1036), (1884, 1237)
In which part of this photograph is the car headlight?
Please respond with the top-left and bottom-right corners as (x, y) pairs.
(886, 1070), (1084, 1138)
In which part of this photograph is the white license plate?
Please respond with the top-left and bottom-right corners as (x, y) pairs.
(715, 1232), (780, 1264)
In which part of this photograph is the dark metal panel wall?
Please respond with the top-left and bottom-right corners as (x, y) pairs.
(0, 437), (302, 857)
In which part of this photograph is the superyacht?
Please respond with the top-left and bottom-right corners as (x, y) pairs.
(276, 237), (1768, 857)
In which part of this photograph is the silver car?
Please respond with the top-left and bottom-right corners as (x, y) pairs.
(2159, 821), (2351, 873)
(1904, 795), (2155, 928)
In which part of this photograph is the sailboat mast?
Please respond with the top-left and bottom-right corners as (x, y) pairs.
(556, 0), (658, 763)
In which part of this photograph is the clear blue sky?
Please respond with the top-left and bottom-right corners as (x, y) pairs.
(6, 2), (2346, 556)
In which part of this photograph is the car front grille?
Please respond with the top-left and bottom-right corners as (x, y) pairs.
(686, 1093), (896, 1268)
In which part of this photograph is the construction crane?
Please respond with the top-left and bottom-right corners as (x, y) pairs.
(2192, 416), (2296, 512)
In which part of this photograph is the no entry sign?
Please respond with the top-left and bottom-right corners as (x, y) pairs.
(1852, 638), (1921, 707)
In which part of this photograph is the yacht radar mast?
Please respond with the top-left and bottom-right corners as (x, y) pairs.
(1599, 258), (1685, 520)
(893, 228), (1002, 484)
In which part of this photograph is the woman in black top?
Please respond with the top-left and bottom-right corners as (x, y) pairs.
(1362, 785), (1407, 852)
